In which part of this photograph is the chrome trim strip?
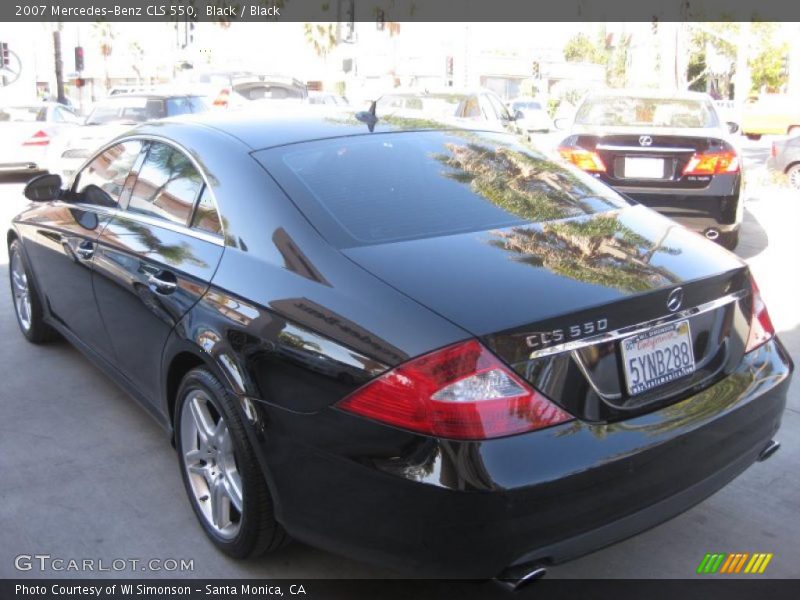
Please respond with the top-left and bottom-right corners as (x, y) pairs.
(64, 132), (227, 240)
(595, 144), (696, 153)
(54, 201), (225, 247)
(528, 289), (747, 360)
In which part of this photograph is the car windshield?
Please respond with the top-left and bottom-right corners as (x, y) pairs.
(86, 97), (165, 125)
(0, 106), (46, 122)
(512, 101), (543, 111)
(256, 131), (627, 248)
(376, 94), (466, 119)
(575, 96), (718, 128)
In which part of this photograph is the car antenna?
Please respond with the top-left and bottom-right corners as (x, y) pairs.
(355, 100), (378, 132)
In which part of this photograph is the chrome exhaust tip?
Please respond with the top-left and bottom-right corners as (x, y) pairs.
(704, 228), (720, 241)
(758, 440), (780, 462)
(496, 563), (548, 592)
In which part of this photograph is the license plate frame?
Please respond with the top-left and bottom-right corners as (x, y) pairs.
(621, 320), (695, 396)
(624, 156), (665, 179)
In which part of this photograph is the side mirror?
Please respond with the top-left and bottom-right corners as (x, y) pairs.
(553, 117), (570, 131)
(514, 110), (525, 120)
(727, 121), (740, 134)
(24, 173), (63, 202)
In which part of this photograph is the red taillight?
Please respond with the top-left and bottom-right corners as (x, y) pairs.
(557, 146), (606, 172)
(212, 88), (230, 108)
(682, 151), (739, 175)
(22, 130), (50, 146)
(745, 278), (775, 353)
(336, 340), (573, 440)
(771, 143), (778, 158)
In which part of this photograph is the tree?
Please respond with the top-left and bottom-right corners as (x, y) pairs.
(563, 32), (607, 65)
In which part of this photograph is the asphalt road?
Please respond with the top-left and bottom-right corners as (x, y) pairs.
(0, 138), (798, 580)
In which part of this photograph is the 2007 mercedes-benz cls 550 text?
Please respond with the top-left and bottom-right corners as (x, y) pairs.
(7, 109), (793, 581)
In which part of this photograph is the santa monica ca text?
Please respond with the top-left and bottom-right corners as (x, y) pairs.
(16, 584), (306, 596)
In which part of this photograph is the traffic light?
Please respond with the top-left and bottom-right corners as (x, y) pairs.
(74, 46), (84, 72)
(780, 54), (789, 78)
(344, 0), (355, 42)
(1, 42), (9, 68)
(532, 61), (540, 78)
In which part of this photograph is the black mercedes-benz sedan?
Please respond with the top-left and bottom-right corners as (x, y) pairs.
(7, 109), (792, 582)
(557, 91), (743, 250)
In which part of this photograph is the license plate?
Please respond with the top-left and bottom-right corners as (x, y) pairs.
(624, 157), (664, 179)
(621, 321), (695, 395)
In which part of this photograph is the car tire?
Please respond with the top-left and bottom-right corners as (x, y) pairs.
(787, 126), (800, 137)
(175, 367), (288, 558)
(745, 134), (762, 141)
(786, 164), (800, 190)
(8, 239), (58, 344)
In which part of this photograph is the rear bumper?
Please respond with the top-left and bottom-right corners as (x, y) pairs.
(614, 173), (742, 234)
(254, 338), (791, 578)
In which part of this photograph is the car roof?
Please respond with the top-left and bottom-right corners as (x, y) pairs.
(583, 89), (713, 101)
(140, 106), (499, 151)
(102, 92), (203, 101)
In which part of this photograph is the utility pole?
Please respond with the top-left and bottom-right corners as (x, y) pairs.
(53, 29), (66, 104)
(733, 22), (751, 101)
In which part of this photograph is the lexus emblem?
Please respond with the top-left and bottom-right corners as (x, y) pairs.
(639, 135), (653, 147)
(666, 287), (684, 312)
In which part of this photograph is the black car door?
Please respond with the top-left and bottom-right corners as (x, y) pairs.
(91, 140), (225, 409)
(16, 140), (144, 359)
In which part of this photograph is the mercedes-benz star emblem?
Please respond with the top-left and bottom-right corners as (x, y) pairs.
(639, 135), (653, 147)
(666, 287), (684, 312)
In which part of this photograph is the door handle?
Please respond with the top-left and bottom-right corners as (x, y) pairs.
(147, 272), (178, 294)
(75, 241), (95, 260)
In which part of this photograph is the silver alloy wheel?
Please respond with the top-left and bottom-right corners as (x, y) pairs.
(788, 166), (800, 190)
(180, 390), (243, 539)
(10, 249), (32, 332)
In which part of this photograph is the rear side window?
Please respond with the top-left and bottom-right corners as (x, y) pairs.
(74, 140), (143, 207)
(256, 131), (626, 248)
(191, 186), (223, 235)
(127, 142), (202, 225)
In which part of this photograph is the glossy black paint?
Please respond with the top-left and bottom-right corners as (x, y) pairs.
(561, 129), (743, 238)
(8, 112), (792, 577)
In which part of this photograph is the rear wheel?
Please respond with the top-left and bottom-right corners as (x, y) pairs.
(787, 126), (800, 137)
(786, 164), (800, 190)
(8, 239), (58, 343)
(175, 367), (288, 558)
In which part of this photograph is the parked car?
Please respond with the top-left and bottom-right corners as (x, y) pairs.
(0, 103), (82, 174)
(509, 97), (552, 133)
(375, 88), (520, 133)
(182, 72), (308, 109)
(306, 91), (349, 106)
(557, 90), (743, 249)
(768, 135), (800, 189)
(54, 92), (209, 179)
(8, 110), (791, 584)
(741, 94), (800, 140)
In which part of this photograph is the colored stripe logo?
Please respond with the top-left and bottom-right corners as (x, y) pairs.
(697, 553), (773, 574)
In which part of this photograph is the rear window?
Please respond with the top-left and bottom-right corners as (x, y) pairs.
(256, 131), (626, 248)
(86, 97), (166, 125)
(576, 96), (718, 128)
(512, 101), (543, 111)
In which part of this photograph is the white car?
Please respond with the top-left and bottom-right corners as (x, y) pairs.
(0, 103), (82, 174)
(509, 98), (552, 133)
